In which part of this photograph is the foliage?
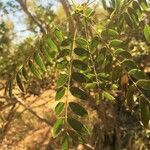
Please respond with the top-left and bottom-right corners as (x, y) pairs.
(1, 0), (150, 149)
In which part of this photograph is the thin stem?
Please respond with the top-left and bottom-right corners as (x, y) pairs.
(65, 28), (77, 124)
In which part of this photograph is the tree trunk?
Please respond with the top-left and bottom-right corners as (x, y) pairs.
(59, 0), (75, 36)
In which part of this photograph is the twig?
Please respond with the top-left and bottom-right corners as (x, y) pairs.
(13, 95), (53, 126)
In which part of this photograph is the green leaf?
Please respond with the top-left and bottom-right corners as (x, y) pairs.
(85, 82), (97, 89)
(139, 95), (150, 128)
(61, 133), (69, 150)
(121, 59), (138, 71)
(70, 87), (89, 100)
(115, 0), (121, 10)
(115, 49), (132, 58)
(52, 118), (64, 138)
(144, 24), (150, 44)
(57, 49), (69, 59)
(42, 48), (51, 62)
(58, 60), (69, 69)
(117, 14), (124, 33)
(102, 91), (115, 101)
(72, 59), (88, 71)
(127, 7), (139, 25)
(67, 117), (89, 134)
(138, 0), (148, 10)
(84, 7), (95, 17)
(124, 12), (134, 27)
(74, 47), (89, 56)
(75, 37), (88, 46)
(16, 73), (24, 92)
(71, 72), (87, 83)
(47, 38), (58, 51)
(28, 60), (42, 79)
(102, 0), (107, 10)
(61, 38), (72, 47)
(55, 87), (66, 101)
(69, 102), (88, 117)
(54, 28), (64, 42)
(101, 29), (119, 37)
(57, 74), (68, 87)
(112, 65), (121, 81)
(55, 102), (65, 115)
(22, 67), (28, 80)
(129, 69), (149, 80)
(136, 79), (150, 90)
(96, 47), (107, 64)
(34, 53), (46, 71)
(98, 73), (110, 80)
(109, 39), (124, 48)
(90, 36), (99, 53)
(132, 1), (142, 16)
(126, 85), (136, 110)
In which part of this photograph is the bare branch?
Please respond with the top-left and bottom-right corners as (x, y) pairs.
(59, 0), (75, 36)
(15, 0), (46, 34)
(13, 95), (54, 126)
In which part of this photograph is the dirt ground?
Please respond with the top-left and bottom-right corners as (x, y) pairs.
(0, 78), (60, 150)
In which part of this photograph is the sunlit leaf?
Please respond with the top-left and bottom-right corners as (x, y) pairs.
(54, 28), (64, 42)
(55, 87), (66, 101)
(34, 53), (46, 71)
(41, 48), (51, 62)
(138, 0), (148, 10)
(28, 60), (42, 79)
(61, 132), (69, 150)
(57, 74), (68, 87)
(84, 7), (95, 17)
(144, 24), (150, 44)
(109, 39), (124, 48)
(102, 91), (115, 101)
(55, 102), (65, 115)
(98, 73), (110, 80)
(75, 37), (88, 46)
(47, 38), (58, 51)
(52, 118), (64, 138)
(101, 29), (119, 37)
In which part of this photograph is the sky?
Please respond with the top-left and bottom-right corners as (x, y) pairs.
(1, 0), (99, 43)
